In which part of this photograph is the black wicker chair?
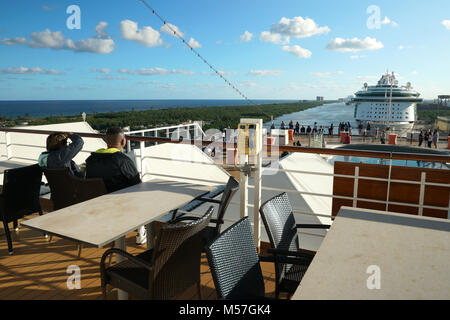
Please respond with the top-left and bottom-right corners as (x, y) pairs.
(205, 216), (268, 300)
(170, 176), (239, 247)
(43, 167), (107, 211)
(259, 192), (331, 299)
(44, 167), (107, 256)
(100, 206), (214, 300)
(0, 164), (43, 254)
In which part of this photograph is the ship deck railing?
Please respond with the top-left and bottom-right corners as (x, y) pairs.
(0, 125), (449, 299)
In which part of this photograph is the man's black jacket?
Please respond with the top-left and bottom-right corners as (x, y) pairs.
(85, 149), (141, 193)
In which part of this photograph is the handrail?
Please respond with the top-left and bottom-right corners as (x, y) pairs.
(1, 127), (449, 163)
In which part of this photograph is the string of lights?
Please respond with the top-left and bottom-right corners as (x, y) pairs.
(138, 0), (269, 112)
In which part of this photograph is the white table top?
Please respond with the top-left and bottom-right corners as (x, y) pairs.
(293, 207), (450, 300)
(0, 160), (29, 173)
(21, 179), (214, 248)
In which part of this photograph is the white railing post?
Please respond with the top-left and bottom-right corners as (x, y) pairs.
(385, 154), (393, 211)
(239, 164), (248, 218)
(154, 130), (158, 145)
(418, 172), (426, 216)
(5, 132), (12, 160)
(140, 132), (145, 178)
(353, 166), (359, 207)
(253, 119), (263, 247)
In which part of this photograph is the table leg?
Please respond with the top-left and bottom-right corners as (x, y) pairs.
(114, 236), (129, 300)
(146, 222), (156, 250)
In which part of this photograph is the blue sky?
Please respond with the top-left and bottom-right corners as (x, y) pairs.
(0, 0), (449, 100)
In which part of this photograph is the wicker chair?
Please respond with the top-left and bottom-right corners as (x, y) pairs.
(170, 176), (239, 247)
(43, 167), (107, 211)
(259, 192), (331, 299)
(0, 164), (43, 254)
(43, 167), (107, 256)
(205, 216), (267, 300)
(100, 206), (214, 300)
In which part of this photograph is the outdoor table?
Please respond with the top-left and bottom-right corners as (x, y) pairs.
(0, 160), (28, 174)
(21, 179), (215, 299)
(292, 206), (450, 300)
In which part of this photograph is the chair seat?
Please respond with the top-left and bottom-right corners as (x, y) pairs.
(279, 263), (309, 294)
(105, 249), (153, 292)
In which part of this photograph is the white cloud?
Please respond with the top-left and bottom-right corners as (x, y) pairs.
(350, 55), (366, 59)
(442, 20), (450, 30)
(119, 68), (195, 76)
(326, 37), (383, 52)
(187, 37), (201, 48)
(0, 67), (65, 75)
(259, 31), (290, 45)
(282, 45), (312, 59)
(248, 70), (284, 76)
(310, 72), (331, 78)
(0, 22), (115, 54)
(382, 17), (398, 27)
(270, 16), (330, 38)
(240, 30), (253, 42)
(214, 70), (235, 76)
(97, 75), (127, 80)
(119, 19), (163, 47)
(0, 37), (27, 46)
(160, 23), (184, 38)
(91, 68), (110, 74)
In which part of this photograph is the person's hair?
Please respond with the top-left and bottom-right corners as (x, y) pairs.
(46, 133), (68, 151)
(105, 127), (125, 146)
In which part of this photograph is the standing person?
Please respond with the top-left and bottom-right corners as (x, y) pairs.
(329, 123), (334, 136)
(280, 121), (286, 130)
(300, 125), (306, 135)
(418, 130), (424, 147)
(85, 127), (146, 244)
(348, 122), (352, 136)
(295, 122), (300, 135)
(424, 130), (430, 148)
(432, 129), (439, 149)
(380, 130), (386, 144)
(427, 130), (433, 148)
(38, 132), (84, 178)
(289, 120), (294, 130)
(306, 125), (312, 135)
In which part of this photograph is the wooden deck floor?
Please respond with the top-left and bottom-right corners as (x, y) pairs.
(0, 212), (278, 300)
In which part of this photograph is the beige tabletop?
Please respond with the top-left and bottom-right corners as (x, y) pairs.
(21, 179), (214, 248)
(0, 160), (28, 174)
(293, 206), (450, 300)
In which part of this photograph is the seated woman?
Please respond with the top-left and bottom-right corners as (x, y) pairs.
(38, 132), (84, 178)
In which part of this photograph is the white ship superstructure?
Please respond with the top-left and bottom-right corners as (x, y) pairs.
(353, 72), (422, 132)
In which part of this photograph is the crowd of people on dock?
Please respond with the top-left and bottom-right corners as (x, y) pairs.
(270, 120), (372, 137)
(418, 129), (439, 149)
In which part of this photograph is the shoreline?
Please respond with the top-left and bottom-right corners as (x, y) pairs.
(3, 101), (332, 132)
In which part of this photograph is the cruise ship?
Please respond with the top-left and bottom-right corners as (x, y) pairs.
(353, 72), (423, 133)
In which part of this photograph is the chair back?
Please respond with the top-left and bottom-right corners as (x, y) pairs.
(259, 192), (299, 285)
(1, 164), (43, 221)
(43, 167), (107, 210)
(205, 216), (265, 299)
(150, 206), (214, 299)
(214, 176), (239, 235)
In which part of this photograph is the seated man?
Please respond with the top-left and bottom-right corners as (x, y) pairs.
(38, 132), (84, 178)
(85, 127), (146, 244)
(85, 127), (140, 193)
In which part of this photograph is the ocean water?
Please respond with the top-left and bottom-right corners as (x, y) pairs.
(0, 99), (297, 119)
(265, 102), (355, 129)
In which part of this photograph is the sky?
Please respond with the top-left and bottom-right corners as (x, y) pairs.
(0, 0), (450, 100)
